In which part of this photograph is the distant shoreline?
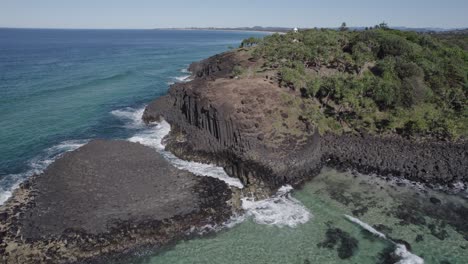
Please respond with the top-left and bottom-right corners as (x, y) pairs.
(155, 28), (286, 34)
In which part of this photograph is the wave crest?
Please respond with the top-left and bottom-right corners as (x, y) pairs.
(0, 139), (88, 205)
(344, 215), (424, 264)
(128, 120), (244, 189)
(110, 107), (146, 129)
(241, 185), (312, 228)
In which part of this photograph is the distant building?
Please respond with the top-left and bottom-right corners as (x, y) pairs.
(293, 27), (299, 33)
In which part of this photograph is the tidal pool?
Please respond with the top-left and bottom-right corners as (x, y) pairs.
(122, 168), (468, 264)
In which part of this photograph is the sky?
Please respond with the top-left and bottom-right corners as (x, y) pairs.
(0, 0), (467, 29)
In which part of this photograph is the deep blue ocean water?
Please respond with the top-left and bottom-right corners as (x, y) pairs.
(0, 28), (267, 202)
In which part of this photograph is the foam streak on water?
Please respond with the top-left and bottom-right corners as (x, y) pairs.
(344, 214), (386, 238)
(127, 118), (244, 189)
(241, 185), (312, 228)
(122, 110), (311, 228)
(0, 139), (88, 205)
(344, 215), (424, 264)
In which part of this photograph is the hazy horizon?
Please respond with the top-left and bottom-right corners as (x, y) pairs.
(1, 0), (467, 30)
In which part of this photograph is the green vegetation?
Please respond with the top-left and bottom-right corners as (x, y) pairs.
(232, 65), (245, 77)
(433, 30), (468, 51)
(245, 27), (468, 140)
(240, 37), (262, 48)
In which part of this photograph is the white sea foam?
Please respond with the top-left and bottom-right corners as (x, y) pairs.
(180, 68), (190, 73)
(126, 113), (310, 228)
(344, 215), (424, 264)
(174, 75), (192, 82)
(110, 107), (146, 129)
(192, 186), (311, 233)
(241, 185), (312, 228)
(344, 215), (387, 238)
(166, 75), (191, 85)
(0, 139), (88, 205)
(128, 120), (244, 189)
(394, 244), (424, 264)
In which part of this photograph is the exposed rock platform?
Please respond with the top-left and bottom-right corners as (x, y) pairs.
(0, 140), (232, 263)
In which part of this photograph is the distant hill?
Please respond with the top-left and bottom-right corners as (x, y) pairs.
(160, 26), (293, 33)
(158, 26), (468, 34)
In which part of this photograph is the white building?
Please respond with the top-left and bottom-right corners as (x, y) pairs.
(293, 27), (298, 33)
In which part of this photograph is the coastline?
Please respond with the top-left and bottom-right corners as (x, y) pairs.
(155, 28), (285, 34)
(143, 49), (468, 191)
(1, 44), (467, 263)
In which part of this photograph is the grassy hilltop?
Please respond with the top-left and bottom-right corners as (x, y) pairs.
(237, 26), (468, 140)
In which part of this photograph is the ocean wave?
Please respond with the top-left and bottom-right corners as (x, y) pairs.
(110, 106), (146, 129)
(192, 186), (311, 234)
(0, 139), (88, 205)
(29, 70), (135, 98)
(241, 185), (312, 228)
(172, 75), (192, 83)
(127, 118), (311, 228)
(344, 215), (424, 264)
(128, 120), (244, 189)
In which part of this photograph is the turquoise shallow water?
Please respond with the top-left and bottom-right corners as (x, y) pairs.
(0, 28), (267, 202)
(124, 169), (468, 264)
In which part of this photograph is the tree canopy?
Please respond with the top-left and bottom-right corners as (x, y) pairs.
(245, 28), (468, 140)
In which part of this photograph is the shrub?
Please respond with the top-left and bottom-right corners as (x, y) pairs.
(245, 27), (468, 139)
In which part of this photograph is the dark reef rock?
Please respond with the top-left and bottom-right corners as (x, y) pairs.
(144, 51), (468, 191)
(415, 234), (424, 242)
(317, 227), (359, 259)
(430, 197), (442, 204)
(0, 140), (232, 263)
(322, 133), (468, 185)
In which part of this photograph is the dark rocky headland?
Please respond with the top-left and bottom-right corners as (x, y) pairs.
(1, 28), (467, 263)
(144, 50), (468, 192)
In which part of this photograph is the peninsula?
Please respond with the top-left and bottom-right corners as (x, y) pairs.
(1, 27), (467, 263)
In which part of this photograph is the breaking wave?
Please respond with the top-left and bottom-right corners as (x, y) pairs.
(166, 68), (191, 85)
(110, 107), (146, 129)
(241, 185), (312, 228)
(345, 215), (424, 264)
(0, 139), (88, 205)
(195, 186), (312, 234)
(124, 108), (311, 228)
(128, 120), (244, 189)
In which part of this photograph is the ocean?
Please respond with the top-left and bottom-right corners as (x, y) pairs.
(0, 28), (266, 203)
(1, 29), (467, 264)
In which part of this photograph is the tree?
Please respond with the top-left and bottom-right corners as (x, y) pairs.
(379, 22), (389, 30)
(340, 22), (348, 31)
(240, 37), (261, 48)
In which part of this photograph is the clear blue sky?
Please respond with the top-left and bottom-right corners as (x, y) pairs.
(1, 0), (467, 29)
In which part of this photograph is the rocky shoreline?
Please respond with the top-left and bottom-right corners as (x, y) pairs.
(0, 140), (233, 263)
(143, 50), (468, 192)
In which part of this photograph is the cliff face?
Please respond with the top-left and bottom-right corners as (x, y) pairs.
(143, 51), (468, 191)
(144, 53), (322, 191)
